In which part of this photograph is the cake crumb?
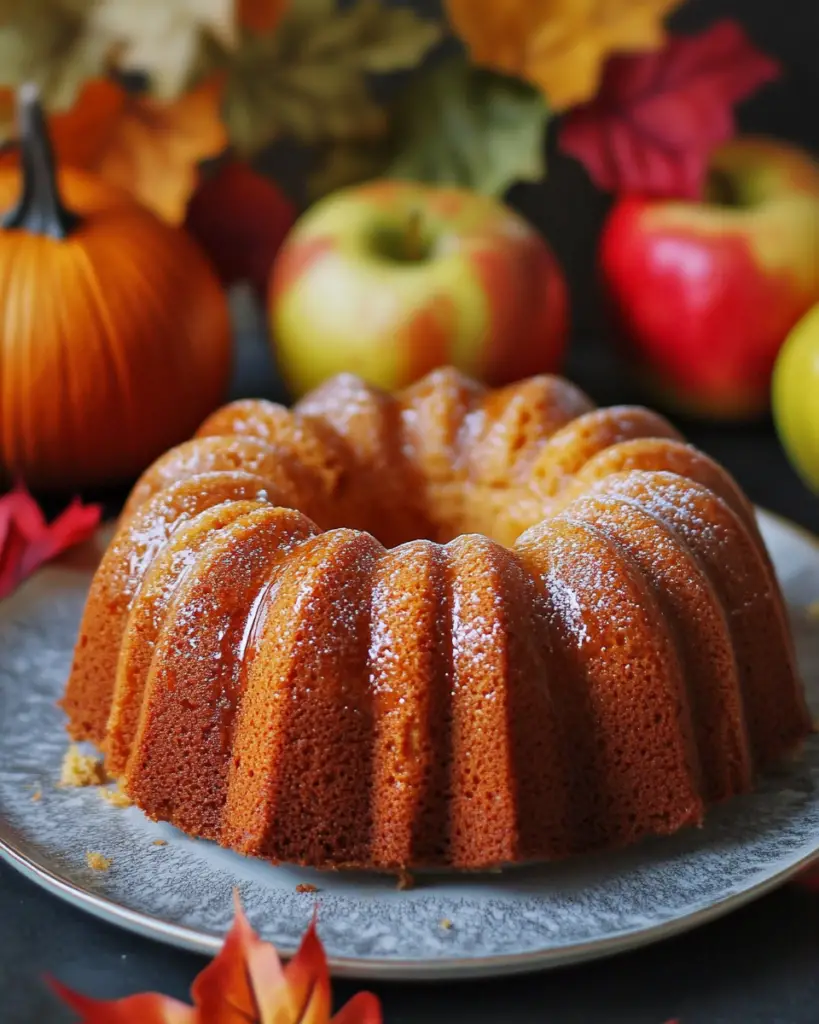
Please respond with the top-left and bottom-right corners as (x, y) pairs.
(60, 744), (106, 788)
(296, 883), (318, 893)
(807, 600), (819, 621)
(99, 781), (132, 808)
(439, 918), (453, 930)
(86, 851), (112, 872)
(397, 869), (414, 891)
(30, 787), (42, 802)
(152, 839), (168, 847)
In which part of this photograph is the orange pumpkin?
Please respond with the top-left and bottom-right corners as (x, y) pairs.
(0, 84), (232, 489)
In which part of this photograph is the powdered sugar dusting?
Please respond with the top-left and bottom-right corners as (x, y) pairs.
(367, 554), (415, 691)
(548, 576), (589, 645)
(451, 584), (505, 674)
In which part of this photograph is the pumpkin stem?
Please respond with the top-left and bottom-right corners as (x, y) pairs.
(1, 83), (80, 239)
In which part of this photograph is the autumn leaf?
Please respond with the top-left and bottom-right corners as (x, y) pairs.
(239, 0), (289, 34)
(309, 56), (549, 199)
(212, 0), (443, 156)
(445, 0), (683, 112)
(308, 138), (391, 199)
(0, 0), (115, 113)
(388, 56), (549, 196)
(559, 19), (781, 199)
(88, 0), (237, 99)
(51, 893), (382, 1023)
(0, 486), (102, 601)
(0, 77), (228, 223)
(184, 159), (297, 300)
(0, 88), (16, 143)
(75, 76), (229, 222)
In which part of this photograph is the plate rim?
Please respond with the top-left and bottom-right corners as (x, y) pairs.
(3, 815), (819, 980)
(1, 505), (819, 981)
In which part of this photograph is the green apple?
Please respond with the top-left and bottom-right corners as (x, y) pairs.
(772, 301), (819, 492)
(269, 180), (568, 397)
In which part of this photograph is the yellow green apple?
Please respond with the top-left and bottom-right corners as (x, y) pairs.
(269, 180), (568, 397)
(772, 301), (819, 492)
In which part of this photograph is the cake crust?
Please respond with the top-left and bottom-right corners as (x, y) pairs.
(62, 367), (813, 873)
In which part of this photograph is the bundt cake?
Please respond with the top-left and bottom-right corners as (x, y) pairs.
(61, 367), (812, 872)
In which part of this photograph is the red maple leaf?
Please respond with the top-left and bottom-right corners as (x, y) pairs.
(559, 19), (780, 199)
(0, 487), (101, 601)
(185, 160), (297, 304)
(50, 894), (382, 1023)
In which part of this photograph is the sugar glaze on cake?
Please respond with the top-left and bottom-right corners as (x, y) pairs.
(61, 367), (812, 872)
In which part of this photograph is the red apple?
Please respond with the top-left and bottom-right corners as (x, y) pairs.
(270, 180), (568, 397)
(600, 137), (819, 420)
(185, 160), (296, 304)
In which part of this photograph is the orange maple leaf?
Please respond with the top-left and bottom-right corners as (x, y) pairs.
(445, 0), (684, 111)
(51, 893), (382, 1023)
(1, 77), (227, 224)
(239, 0), (289, 34)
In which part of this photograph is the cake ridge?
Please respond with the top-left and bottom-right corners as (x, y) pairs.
(105, 499), (268, 775)
(125, 506), (322, 838)
(562, 493), (753, 802)
(579, 470), (808, 763)
(223, 528), (384, 866)
(517, 515), (706, 850)
(61, 471), (286, 744)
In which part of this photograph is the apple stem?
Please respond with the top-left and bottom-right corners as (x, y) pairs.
(706, 168), (740, 207)
(405, 208), (424, 262)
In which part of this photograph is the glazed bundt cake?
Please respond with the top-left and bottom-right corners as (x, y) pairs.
(61, 367), (812, 871)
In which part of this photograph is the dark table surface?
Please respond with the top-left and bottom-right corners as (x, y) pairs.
(4, 1), (819, 1018)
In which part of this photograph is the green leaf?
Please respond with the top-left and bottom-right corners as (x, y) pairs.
(220, 0), (443, 156)
(300, 0), (444, 73)
(308, 137), (392, 199)
(0, 0), (113, 118)
(387, 55), (550, 196)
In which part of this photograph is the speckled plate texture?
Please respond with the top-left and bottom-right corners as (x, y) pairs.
(1, 510), (819, 980)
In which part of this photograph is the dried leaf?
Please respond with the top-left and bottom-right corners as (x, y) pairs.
(296, 0), (442, 74)
(50, 985), (195, 1024)
(0, 0), (115, 113)
(309, 56), (549, 199)
(87, 0), (237, 98)
(1, 77), (228, 222)
(0, 88), (14, 140)
(189, 894), (282, 1020)
(51, 893), (382, 1023)
(445, 0), (683, 111)
(184, 159), (297, 300)
(387, 56), (549, 196)
(308, 138), (391, 199)
(0, 487), (101, 601)
(559, 20), (781, 198)
(239, 0), (288, 34)
(81, 76), (228, 222)
(217, 0), (442, 155)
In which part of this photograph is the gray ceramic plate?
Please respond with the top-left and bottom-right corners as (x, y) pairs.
(1, 510), (819, 980)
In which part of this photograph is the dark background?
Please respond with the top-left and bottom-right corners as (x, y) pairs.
(3, 0), (819, 1020)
